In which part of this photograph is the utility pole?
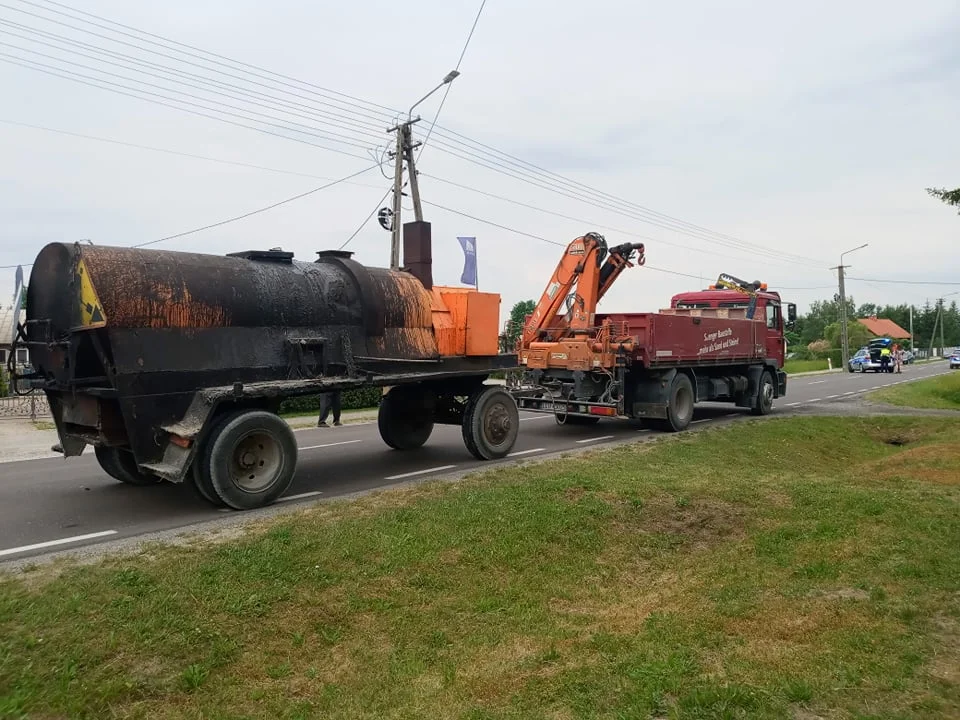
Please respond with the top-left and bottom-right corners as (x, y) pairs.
(385, 70), (460, 271)
(909, 304), (914, 352)
(832, 243), (868, 373)
(388, 125), (404, 270)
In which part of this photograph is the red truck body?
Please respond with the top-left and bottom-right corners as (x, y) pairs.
(511, 283), (795, 431)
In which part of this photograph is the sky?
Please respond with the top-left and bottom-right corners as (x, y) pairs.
(1, 0), (959, 326)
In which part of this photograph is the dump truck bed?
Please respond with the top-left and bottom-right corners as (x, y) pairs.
(597, 307), (767, 367)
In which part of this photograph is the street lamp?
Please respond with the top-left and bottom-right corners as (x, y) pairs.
(408, 70), (461, 120)
(837, 243), (868, 372)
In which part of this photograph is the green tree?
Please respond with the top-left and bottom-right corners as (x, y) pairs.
(927, 186), (960, 214)
(503, 299), (536, 351)
(20, 286), (27, 310)
(824, 320), (873, 350)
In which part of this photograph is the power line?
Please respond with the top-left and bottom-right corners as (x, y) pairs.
(0, 118), (385, 187)
(0, 48), (380, 152)
(417, 0), (486, 162)
(339, 187), (392, 251)
(0, 55), (374, 161)
(5, 0), (397, 122)
(0, 163), (381, 269)
(847, 277), (960, 286)
(3, 0), (819, 266)
(0, 18), (390, 139)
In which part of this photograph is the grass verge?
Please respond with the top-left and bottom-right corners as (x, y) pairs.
(870, 371), (960, 411)
(784, 359), (831, 374)
(2, 416), (960, 719)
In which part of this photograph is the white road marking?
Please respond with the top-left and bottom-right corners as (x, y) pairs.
(809, 398), (822, 402)
(278, 491), (322, 503)
(786, 402), (802, 407)
(575, 435), (615, 444)
(691, 419), (710, 424)
(0, 530), (118, 558)
(844, 391), (856, 396)
(808, 380), (827, 385)
(385, 465), (457, 481)
(827, 394), (840, 399)
(299, 440), (363, 450)
(507, 448), (545, 457)
(520, 415), (551, 422)
(636, 428), (652, 433)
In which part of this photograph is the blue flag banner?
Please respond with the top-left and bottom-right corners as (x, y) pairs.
(457, 236), (477, 286)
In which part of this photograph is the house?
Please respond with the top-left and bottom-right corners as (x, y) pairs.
(856, 315), (910, 340)
(0, 306), (28, 368)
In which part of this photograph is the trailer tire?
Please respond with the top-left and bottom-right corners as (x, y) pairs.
(205, 410), (298, 510)
(95, 446), (162, 486)
(378, 386), (435, 451)
(661, 372), (695, 432)
(751, 371), (775, 416)
(462, 386), (520, 460)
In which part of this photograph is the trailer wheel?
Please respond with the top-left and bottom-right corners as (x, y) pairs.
(95, 446), (162, 486)
(462, 386), (519, 460)
(205, 410), (298, 510)
(661, 373), (695, 432)
(751, 371), (775, 416)
(378, 386), (435, 451)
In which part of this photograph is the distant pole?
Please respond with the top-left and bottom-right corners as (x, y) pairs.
(403, 123), (424, 222)
(833, 243), (868, 372)
(909, 305), (914, 351)
(940, 298), (946, 356)
(389, 126), (404, 270)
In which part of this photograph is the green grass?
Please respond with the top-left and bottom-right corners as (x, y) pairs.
(784, 358), (831, 374)
(870, 371), (960, 410)
(3, 416), (960, 719)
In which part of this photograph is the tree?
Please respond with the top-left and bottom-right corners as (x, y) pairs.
(503, 299), (536, 351)
(824, 320), (873, 350)
(927, 186), (960, 214)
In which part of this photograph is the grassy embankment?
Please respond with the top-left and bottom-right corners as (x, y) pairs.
(2, 416), (960, 719)
(871, 370), (960, 411)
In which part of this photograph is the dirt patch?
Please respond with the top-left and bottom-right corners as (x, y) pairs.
(638, 497), (748, 550)
(863, 443), (960, 485)
(864, 424), (939, 447)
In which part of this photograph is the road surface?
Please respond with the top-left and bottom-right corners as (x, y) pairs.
(0, 362), (953, 562)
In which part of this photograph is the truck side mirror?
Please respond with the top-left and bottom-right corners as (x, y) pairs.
(786, 303), (797, 328)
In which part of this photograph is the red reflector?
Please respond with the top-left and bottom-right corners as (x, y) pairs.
(588, 406), (617, 416)
(169, 434), (193, 449)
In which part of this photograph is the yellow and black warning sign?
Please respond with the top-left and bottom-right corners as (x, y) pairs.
(76, 258), (107, 328)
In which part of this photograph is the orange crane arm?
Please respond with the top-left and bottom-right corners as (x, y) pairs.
(519, 233), (645, 348)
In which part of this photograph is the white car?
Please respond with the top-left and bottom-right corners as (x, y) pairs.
(950, 353), (960, 370)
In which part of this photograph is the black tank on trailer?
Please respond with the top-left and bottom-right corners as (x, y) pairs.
(16, 239), (519, 510)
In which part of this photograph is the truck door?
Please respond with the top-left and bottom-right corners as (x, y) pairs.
(764, 301), (785, 365)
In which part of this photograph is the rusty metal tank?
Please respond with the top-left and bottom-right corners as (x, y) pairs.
(24, 242), (443, 462)
(27, 242), (441, 386)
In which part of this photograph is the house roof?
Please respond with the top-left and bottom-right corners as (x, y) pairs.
(0, 306), (25, 348)
(857, 316), (911, 339)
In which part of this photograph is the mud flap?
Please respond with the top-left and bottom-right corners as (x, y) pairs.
(628, 368), (676, 419)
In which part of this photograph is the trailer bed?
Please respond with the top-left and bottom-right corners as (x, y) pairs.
(597, 307), (770, 366)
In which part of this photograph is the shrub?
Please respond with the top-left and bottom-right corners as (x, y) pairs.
(278, 386), (382, 415)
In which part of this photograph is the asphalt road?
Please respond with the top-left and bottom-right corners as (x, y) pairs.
(0, 361), (953, 563)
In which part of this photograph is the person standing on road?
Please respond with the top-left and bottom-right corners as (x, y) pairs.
(893, 343), (902, 373)
(880, 345), (892, 373)
(317, 390), (342, 427)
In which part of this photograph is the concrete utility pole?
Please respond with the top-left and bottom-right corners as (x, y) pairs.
(832, 243), (868, 372)
(909, 304), (914, 352)
(386, 70), (460, 271)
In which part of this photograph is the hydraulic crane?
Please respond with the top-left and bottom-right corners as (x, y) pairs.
(517, 232), (645, 371)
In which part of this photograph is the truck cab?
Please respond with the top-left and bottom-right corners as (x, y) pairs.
(670, 284), (796, 368)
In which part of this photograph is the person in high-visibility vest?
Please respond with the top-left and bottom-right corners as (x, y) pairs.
(880, 346), (892, 373)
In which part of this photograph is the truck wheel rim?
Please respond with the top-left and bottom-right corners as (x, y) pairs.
(230, 431), (282, 492)
(483, 400), (512, 446)
(675, 386), (693, 420)
(762, 382), (774, 407)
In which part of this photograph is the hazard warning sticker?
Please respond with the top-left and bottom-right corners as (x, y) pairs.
(76, 258), (106, 328)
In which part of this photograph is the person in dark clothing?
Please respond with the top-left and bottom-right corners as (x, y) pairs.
(317, 390), (342, 427)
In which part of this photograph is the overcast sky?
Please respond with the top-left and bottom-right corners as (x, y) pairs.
(1, 0), (958, 323)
